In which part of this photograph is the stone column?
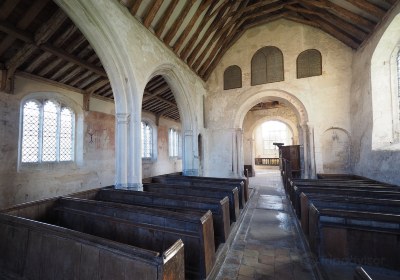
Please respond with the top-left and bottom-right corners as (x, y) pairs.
(301, 123), (309, 179)
(236, 128), (245, 178)
(308, 124), (317, 179)
(114, 113), (143, 191)
(183, 130), (197, 176)
(232, 129), (238, 177)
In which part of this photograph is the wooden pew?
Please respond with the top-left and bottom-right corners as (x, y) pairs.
(291, 179), (397, 188)
(309, 204), (400, 271)
(154, 176), (246, 209)
(57, 197), (216, 279)
(291, 186), (400, 218)
(300, 194), (400, 235)
(98, 189), (231, 246)
(142, 182), (239, 222)
(0, 213), (185, 280)
(166, 174), (249, 203)
(354, 267), (373, 280)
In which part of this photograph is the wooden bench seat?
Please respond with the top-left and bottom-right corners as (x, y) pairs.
(309, 204), (400, 271)
(291, 186), (400, 218)
(153, 176), (246, 209)
(57, 197), (215, 279)
(142, 182), (239, 222)
(0, 213), (185, 280)
(97, 189), (231, 247)
(166, 174), (249, 202)
(300, 194), (400, 235)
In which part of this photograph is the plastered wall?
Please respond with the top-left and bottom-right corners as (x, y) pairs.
(0, 76), (116, 208)
(205, 18), (353, 177)
(141, 111), (182, 178)
(350, 2), (400, 184)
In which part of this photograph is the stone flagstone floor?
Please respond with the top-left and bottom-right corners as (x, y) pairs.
(216, 167), (315, 280)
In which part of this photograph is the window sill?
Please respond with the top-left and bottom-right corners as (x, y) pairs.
(18, 161), (78, 173)
(142, 158), (156, 164)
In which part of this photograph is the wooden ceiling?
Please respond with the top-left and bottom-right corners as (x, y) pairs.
(0, 0), (180, 122)
(250, 101), (286, 110)
(120, 0), (394, 80)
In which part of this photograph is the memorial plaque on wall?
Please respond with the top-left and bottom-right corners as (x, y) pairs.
(264, 47), (284, 83)
(297, 49), (322, 79)
(224, 65), (242, 90)
(251, 51), (267, 85)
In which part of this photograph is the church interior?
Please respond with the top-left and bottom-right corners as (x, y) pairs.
(0, 0), (400, 279)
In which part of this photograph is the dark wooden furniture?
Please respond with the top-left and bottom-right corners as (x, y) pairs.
(279, 145), (301, 175)
(354, 267), (372, 280)
(0, 213), (185, 280)
(142, 182), (239, 222)
(98, 189), (231, 246)
(300, 194), (400, 235)
(254, 158), (279, 166)
(157, 175), (246, 208)
(56, 197), (216, 279)
(309, 204), (400, 271)
(244, 165), (254, 177)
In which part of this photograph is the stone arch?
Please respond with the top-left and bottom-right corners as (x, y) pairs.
(233, 89), (308, 129)
(321, 127), (351, 173)
(233, 89), (313, 178)
(54, 0), (142, 189)
(371, 13), (400, 149)
(143, 63), (199, 176)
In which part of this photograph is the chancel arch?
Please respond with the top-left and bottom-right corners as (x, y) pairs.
(251, 46), (284, 86)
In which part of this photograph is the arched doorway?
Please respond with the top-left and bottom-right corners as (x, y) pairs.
(233, 90), (314, 179)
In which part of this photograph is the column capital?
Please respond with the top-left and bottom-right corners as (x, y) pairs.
(116, 113), (130, 124)
(184, 130), (193, 137)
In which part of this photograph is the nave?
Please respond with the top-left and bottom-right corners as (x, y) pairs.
(217, 167), (400, 280)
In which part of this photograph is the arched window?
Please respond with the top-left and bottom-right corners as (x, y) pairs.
(224, 65), (242, 90)
(21, 99), (75, 163)
(251, 46), (284, 86)
(297, 49), (322, 79)
(169, 128), (179, 157)
(141, 121), (152, 158)
(397, 49), (400, 105)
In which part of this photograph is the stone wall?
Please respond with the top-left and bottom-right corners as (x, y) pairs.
(205, 18), (354, 177)
(0, 75), (116, 208)
(350, 2), (400, 184)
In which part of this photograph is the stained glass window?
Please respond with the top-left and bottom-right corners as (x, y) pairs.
(21, 99), (74, 164)
(169, 128), (178, 157)
(141, 121), (152, 158)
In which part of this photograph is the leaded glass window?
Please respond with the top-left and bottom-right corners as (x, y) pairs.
(21, 101), (40, 163)
(397, 49), (400, 104)
(21, 99), (75, 163)
(251, 46), (284, 86)
(141, 121), (152, 158)
(169, 128), (178, 157)
(262, 121), (287, 150)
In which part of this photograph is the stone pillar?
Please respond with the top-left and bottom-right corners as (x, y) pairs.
(183, 130), (198, 176)
(301, 123), (309, 179)
(232, 129), (237, 177)
(308, 124), (317, 179)
(114, 113), (143, 191)
(236, 128), (245, 178)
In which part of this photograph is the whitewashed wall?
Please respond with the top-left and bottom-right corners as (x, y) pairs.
(205, 19), (353, 177)
(350, 2), (400, 184)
